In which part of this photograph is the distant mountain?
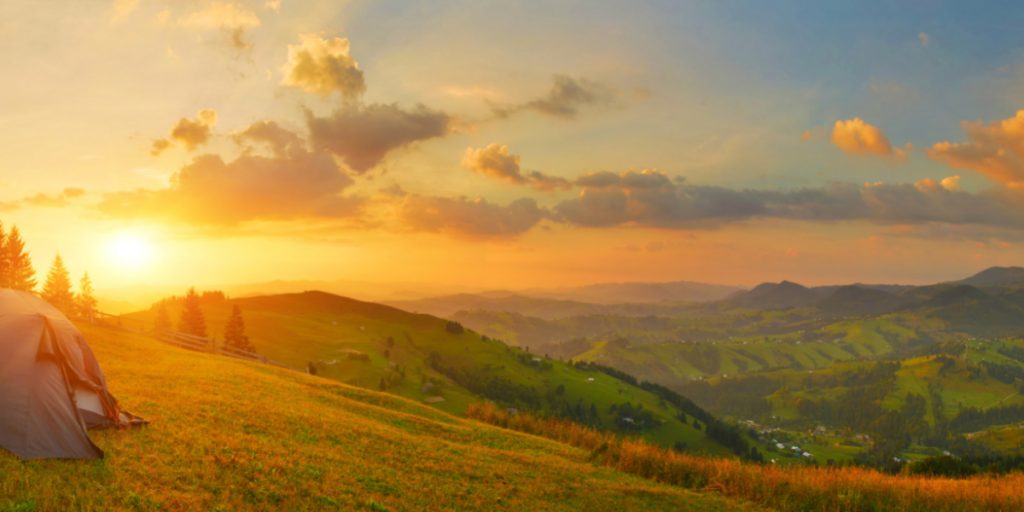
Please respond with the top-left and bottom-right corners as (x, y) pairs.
(957, 266), (1024, 287)
(911, 285), (1024, 337)
(511, 280), (746, 304)
(723, 281), (823, 310)
(811, 283), (916, 297)
(384, 294), (611, 320)
(815, 285), (907, 317)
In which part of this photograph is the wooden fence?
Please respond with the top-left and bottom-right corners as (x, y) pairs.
(71, 310), (301, 373)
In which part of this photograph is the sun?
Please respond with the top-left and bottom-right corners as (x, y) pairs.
(109, 236), (150, 269)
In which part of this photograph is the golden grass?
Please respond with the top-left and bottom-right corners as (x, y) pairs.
(466, 402), (1024, 512)
(0, 321), (761, 512)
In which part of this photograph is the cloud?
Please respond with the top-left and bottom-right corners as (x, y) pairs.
(111, 0), (140, 25)
(266, 1), (281, 12)
(396, 194), (552, 239)
(279, 35), (365, 99)
(150, 138), (173, 157)
(491, 75), (617, 120)
(919, 32), (930, 47)
(3, 188), (87, 210)
(461, 144), (572, 192)
(152, 109), (218, 156)
(553, 169), (1024, 230)
(307, 103), (450, 173)
(925, 110), (1024, 187)
(829, 118), (910, 161)
(21, 188), (87, 208)
(98, 123), (361, 225)
(232, 120), (303, 156)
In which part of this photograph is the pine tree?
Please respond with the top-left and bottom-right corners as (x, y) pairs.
(154, 302), (172, 331)
(76, 271), (98, 316)
(6, 226), (36, 292)
(41, 253), (74, 312)
(0, 222), (8, 288)
(178, 287), (207, 337)
(223, 305), (255, 353)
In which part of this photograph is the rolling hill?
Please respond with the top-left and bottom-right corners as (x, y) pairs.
(121, 292), (730, 455)
(957, 266), (1024, 287)
(0, 319), (762, 511)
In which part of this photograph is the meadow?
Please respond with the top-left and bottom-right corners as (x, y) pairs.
(0, 320), (760, 512)
(467, 403), (1024, 512)
(121, 292), (725, 454)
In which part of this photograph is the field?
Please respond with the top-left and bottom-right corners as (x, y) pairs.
(119, 292), (727, 455)
(0, 320), (761, 512)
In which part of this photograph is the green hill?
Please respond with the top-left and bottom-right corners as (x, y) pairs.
(122, 292), (729, 455)
(0, 320), (761, 511)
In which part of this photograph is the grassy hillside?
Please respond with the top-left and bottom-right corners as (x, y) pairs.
(0, 320), (761, 512)
(121, 292), (726, 455)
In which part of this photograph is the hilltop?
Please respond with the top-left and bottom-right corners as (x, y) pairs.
(122, 292), (730, 455)
(0, 320), (760, 511)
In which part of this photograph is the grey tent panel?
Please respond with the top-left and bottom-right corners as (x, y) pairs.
(0, 289), (145, 460)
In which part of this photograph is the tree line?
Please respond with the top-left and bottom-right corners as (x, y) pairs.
(0, 221), (98, 316)
(153, 287), (256, 355)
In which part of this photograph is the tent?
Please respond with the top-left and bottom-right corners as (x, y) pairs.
(0, 289), (145, 460)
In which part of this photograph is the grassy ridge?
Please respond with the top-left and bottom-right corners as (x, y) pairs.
(0, 321), (760, 512)
(122, 292), (724, 454)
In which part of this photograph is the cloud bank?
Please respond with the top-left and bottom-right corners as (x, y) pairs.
(102, 123), (361, 225)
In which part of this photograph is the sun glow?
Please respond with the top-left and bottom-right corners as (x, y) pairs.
(108, 236), (151, 270)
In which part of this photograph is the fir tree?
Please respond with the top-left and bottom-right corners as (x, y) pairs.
(41, 253), (74, 312)
(223, 305), (255, 353)
(76, 271), (98, 316)
(0, 222), (8, 288)
(154, 302), (172, 331)
(178, 287), (207, 337)
(6, 226), (36, 292)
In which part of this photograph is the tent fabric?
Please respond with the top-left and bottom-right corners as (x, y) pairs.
(0, 289), (145, 460)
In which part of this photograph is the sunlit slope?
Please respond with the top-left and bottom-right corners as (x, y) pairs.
(122, 292), (725, 455)
(0, 321), (762, 512)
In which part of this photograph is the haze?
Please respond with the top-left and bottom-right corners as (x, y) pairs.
(3, 1), (1024, 294)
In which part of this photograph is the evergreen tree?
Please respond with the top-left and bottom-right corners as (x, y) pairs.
(41, 253), (74, 312)
(307, 362), (317, 376)
(223, 305), (255, 353)
(0, 222), (8, 288)
(6, 226), (36, 292)
(76, 271), (98, 316)
(154, 302), (172, 331)
(178, 287), (207, 337)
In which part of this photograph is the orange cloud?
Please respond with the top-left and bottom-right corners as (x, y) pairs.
(925, 111), (1024, 186)
(830, 118), (910, 161)
(152, 109), (218, 156)
(101, 123), (361, 225)
(280, 35), (365, 99)
(461, 144), (572, 192)
(914, 176), (962, 193)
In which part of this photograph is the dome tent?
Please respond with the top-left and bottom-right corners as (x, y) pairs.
(0, 289), (145, 460)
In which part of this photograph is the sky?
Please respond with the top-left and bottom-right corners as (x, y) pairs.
(3, 0), (1024, 293)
